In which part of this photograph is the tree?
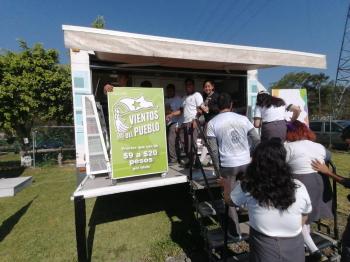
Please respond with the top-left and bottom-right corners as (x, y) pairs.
(270, 72), (333, 118)
(92, 15), (105, 29)
(0, 40), (72, 151)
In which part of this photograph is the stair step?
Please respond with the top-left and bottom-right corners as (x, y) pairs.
(213, 253), (250, 262)
(206, 228), (249, 249)
(311, 232), (337, 250)
(191, 173), (219, 190)
(197, 200), (249, 223)
(198, 200), (225, 217)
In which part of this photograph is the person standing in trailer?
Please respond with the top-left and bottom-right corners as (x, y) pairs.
(207, 93), (260, 236)
(199, 80), (220, 165)
(253, 91), (301, 142)
(199, 80), (220, 123)
(103, 72), (130, 93)
(165, 84), (183, 165)
(170, 78), (203, 167)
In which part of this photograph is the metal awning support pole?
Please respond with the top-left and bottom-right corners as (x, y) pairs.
(74, 195), (88, 262)
(329, 161), (339, 240)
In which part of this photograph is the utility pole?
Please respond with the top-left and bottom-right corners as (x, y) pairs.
(317, 81), (322, 116)
(334, 3), (350, 119)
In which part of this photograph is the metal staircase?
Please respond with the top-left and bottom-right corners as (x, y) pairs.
(188, 119), (341, 261)
(188, 119), (249, 261)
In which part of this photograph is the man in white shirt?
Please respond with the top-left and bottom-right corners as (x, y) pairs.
(169, 79), (203, 167)
(207, 93), (260, 236)
(165, 84), (183, 164)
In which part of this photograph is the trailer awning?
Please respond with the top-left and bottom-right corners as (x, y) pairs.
(62, 25), (326, 71)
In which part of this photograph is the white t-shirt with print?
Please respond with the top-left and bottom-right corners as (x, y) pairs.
(231, 179), (312, 237)
(285, 140), (327, 174)
(254, 105), (286, 123)
(165, 96), (183, 125)
(206, 112), (254, 167)
(182, 92), (203, 123)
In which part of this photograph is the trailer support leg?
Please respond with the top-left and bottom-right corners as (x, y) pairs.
(74, 196), (88, 262)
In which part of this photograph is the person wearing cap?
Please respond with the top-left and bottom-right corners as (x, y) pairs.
(253, 91), (301, 142)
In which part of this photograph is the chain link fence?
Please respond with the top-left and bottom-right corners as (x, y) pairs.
(30, 126), (75, 167)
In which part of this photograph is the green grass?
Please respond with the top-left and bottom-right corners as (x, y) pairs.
(0, 155), (202, 262)
(0, 151), (349, 261)
(0, 152), (20, 162)
(331, 151), (350, 215)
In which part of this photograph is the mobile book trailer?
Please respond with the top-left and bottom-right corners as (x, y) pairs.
(63, 25), (339, 261)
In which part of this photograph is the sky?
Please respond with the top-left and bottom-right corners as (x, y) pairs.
(0, 0), (348, 87)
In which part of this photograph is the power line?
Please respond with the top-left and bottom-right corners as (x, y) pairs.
(175, 0), (209, 39)
(196, 0), (227, 40)
(204, 0), (242, 41)
(214, 0), (254, 43)
(227, 0), (272, 42)
(193, 0), (224, 40)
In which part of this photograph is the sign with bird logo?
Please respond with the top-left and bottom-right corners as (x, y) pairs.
(108, 88), (168, 179)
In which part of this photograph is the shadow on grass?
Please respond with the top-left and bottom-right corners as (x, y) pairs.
(87, 184), (205, 261)
(165, 198), (206, 261)
(0, 160), (25, 178)
(0, 197), (36, 242)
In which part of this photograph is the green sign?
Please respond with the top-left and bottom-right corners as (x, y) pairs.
(108, 88), (168, 179)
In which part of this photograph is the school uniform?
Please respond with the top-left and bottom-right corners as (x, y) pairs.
(231, 180), (312, 262)
(285, 140), (333, 222)
(254, 105), (288, 142)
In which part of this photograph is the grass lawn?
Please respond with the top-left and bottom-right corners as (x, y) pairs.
(0, 153), (202, 262)
(0, 151), (349, 261)
(331, 151), (350, 215)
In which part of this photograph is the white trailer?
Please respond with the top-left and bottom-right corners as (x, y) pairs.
(62, 25), (326, 261)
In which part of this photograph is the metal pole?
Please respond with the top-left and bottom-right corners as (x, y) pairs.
(329, 116), (332, 148)
(318, 82), (321, 116)
(329, 161), (339, 240)
(74, 196), (88, 262)
(333, 2), (350, 118)
(32, 131), (35, 168)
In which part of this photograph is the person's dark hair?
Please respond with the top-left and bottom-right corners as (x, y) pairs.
(118, 72), (129, 79)
(118, 72), (131, 86)
(140, 80), (152, 87)
(185, 78), (195, 85)
(256, 92), (286, 108)
(243, 138), (297, 210)
(166, 83), (175, 90)
(342, 125), (350, 140)
(217, 92), (232, 110)
(203, 79), (215, 88)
